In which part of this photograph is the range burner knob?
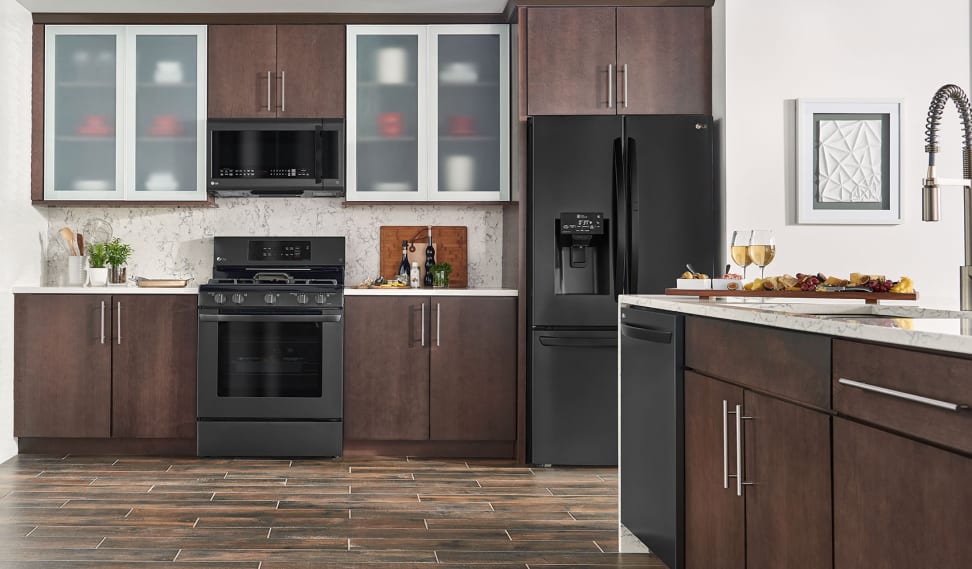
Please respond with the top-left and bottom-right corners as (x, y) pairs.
(296, 293), (309, 305)
(213, 293), (226, 305)
(315, 293), (327, 305)
(231, 293), (245, 304)
(264, 293), (277, 305)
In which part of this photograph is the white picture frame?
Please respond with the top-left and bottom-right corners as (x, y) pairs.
(796, 99), (902, 224)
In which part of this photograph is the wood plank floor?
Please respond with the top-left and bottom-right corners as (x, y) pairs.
(0, 455), (667, 568)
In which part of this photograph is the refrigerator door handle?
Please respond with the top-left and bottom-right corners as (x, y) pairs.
(538, 337), (618, 348)
(613, 137), (626, 300)
(626, 136), (638, 293)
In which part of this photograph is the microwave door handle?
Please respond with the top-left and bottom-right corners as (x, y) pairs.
(314, 124), (323, 184)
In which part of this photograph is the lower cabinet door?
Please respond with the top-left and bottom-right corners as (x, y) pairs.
(744, 391), (832, 569)
(14, 294), (112, 438)
(683, 371), (745, 569)
(834, 418), (972, 569)
(429, 297), (516, 441)
(111, 295), (197, 438)
(344, 296), (430, 440)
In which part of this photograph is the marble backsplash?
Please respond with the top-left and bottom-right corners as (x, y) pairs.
(45, 199), (505, 288)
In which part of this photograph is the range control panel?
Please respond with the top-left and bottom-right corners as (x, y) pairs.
(560, 212), (605, 235)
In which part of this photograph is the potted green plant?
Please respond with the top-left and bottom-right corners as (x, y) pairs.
(104, 238), (133, 284)
(430, 262), (452, 288)
(86, 242), (109, 287)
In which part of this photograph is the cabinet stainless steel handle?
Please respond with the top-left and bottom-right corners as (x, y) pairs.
(421, 302), (425, 347)
(838, 378), (970, 412)
(622, 63), (629, 108)
(722, 400), (732, 489)
(436, 303), (441, 347)
(735, 404), (754, 496)
(99, 301), (105, 345)
(281, 70), (286, 112)
(266, 71), (272, 112)
(116, 301), (122, 345)
(607, 63), (614, 108)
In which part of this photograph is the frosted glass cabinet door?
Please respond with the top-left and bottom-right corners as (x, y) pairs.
(44, 27), (125, 200)
(430, 25), (509, 201)
(347, 26), (428, 201)
(126, 26), (207, 201)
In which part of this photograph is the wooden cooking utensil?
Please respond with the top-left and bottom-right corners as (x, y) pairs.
(59, 227), (78, 256)
(76, 233), (85, 256)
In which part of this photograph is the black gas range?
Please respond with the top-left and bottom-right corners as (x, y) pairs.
(197, 236), (345, 457)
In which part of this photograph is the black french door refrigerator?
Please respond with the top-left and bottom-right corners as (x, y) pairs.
(528, 115), (718, 466)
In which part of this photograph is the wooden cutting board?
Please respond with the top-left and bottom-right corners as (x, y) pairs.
(379, 226), (468, 288)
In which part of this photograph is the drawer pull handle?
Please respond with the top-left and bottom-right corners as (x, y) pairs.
(838, 378), (970, 412)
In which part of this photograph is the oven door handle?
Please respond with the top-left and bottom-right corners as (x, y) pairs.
(199, 313), (342, 323)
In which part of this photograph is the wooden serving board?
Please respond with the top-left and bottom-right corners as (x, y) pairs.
(380, 226), (468, 288)
(665, 289), (918, 305)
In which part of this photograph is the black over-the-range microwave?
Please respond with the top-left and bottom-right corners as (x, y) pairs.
(207, 119), (345, 197)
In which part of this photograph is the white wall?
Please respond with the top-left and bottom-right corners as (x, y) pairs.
(721, 0), (971, 308)
(0, 0), (48, 462)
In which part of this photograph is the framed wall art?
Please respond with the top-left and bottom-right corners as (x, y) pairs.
(796, 99), (902, 224)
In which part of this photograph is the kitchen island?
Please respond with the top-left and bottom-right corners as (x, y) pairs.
(618, 295), (972, 569)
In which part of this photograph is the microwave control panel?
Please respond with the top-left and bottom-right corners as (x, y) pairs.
(217, 168), (311, 178)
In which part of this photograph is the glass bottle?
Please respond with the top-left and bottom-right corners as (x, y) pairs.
(397, 240), (410, 282)
(424, 225), (436, 287)
(409, 261), (421, 288)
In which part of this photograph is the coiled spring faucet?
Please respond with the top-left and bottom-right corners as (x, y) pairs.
(922, 84), (972, 310)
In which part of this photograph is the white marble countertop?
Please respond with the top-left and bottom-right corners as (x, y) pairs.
(345, 287), (517, 297)
(13, 286), (198, 295)
(619, 294), (972, 356)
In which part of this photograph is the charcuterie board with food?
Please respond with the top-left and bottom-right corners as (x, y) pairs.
(667, 272), (917, 304)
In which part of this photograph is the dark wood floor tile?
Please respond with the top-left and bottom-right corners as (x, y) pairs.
(101, 535), (349, 550)
(28, 525), (271, 538)
(272, 527), (509, 540)
(260, 564), (525, 569)
(566, 511), (618, 521)
(175, 549), (438, 563)
(547, 486), (619, 496)
(0, 562), (259, 569)
(195, 515), (423, 529)
(436, 552), (666, 565)
(2, 536), (105, 548)
(0, 547), (180, 562)
(350, 538), (602, 552)
(508, 530), (618, 541)
(277, 501), (492, 513)
(426, 519), (616, 531)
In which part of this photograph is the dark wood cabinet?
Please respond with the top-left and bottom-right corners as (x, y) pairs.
(616, 7), (709, 115)
(14, 295), (112, 438)
(834, 418), (972, 569)
(684, 371), (744, 569)
(208, 25), (278, 118)
(430, 297), (516, 441)
(683, 371), (831, 569)
(111, 296), (197, 439)
(208, 24), (345, 119)
(344, 295), (517, 453)
(526, 7), (617, 116)
(14, 294), (197, 446)
(276, 25), (345, 118)
(526, 6), (710, 116)
(344, 296), (430, 440)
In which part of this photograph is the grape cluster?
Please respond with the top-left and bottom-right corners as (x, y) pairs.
(795, 273), (821, 291)
(868, 279), (894, 293)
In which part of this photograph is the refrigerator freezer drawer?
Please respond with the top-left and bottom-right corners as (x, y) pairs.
(530, 330), (618, 466)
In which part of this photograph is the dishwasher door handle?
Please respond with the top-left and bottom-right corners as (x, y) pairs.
(538, 337), (617, 348)
(620, 322), (672, 344)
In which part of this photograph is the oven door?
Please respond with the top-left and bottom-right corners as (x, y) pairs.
(197, 309), (343, 420)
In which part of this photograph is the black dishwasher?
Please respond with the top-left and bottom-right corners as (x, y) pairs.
(619, 306), (684, 569)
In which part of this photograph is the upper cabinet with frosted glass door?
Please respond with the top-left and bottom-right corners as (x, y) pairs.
(43, 25), (207, 202)
(346, 25), (509, 202)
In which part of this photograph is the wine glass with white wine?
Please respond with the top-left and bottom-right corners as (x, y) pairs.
(748, 230), (776, 279)
(730, 230), (753, 279)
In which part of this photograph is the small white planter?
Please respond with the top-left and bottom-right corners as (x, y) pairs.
(87, 267), (109, 287)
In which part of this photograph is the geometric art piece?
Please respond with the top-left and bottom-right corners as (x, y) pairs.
(796, 99), (902, 224)
(817, 119), (883, 203)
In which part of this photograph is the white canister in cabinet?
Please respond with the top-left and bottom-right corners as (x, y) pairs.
(444, 155), (475, 192)
(376, 47), (408, 84)
(409, 261), (421, 288)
